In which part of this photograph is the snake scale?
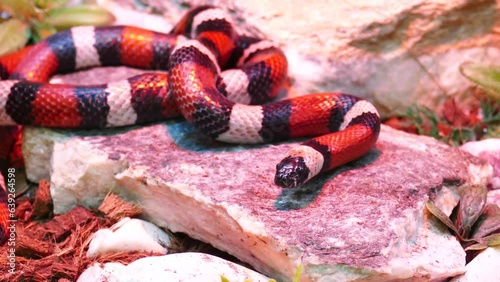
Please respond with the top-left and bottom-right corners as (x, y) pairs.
(0, 6), (380, 245)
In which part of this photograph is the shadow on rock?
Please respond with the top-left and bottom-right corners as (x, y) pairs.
(165, 120), (265, 153)
(275, 147), (382, 211)
(165, 119), (304, 153)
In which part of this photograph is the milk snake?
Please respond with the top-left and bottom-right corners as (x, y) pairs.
(0, 6), (380, 245)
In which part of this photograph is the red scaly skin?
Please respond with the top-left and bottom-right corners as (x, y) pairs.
(9, 42), (59, 82)
(0, 46), (34, 79)
(120, 27), (156, 69)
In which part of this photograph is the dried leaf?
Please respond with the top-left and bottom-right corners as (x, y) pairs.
(425, 199), (459, 234)
(0, 19), (30, 56)
(472, 204), (500, 239)
(460, 62), (500, 99)
(464, 243), (488, 251)
(477, 233), (500, 247)
(45, 5), (115, 31)
(455, 185), (487, 238)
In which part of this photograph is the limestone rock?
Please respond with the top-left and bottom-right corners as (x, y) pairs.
(22, 121), (492, 281)
(450, 246), (500, 282)
(87, 217), (171, 258)
(461, 139), (500, 189)
(77, 252), (272, 282)
(488, 189), (500, 208)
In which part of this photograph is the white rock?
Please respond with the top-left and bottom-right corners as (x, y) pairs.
(460, 139), (500, 156)
(76, 263), (125, 282)
(488, 189), (500, 208)
(48, 136), (129, 214)
(22, 128), (70, 182)
(77, 253), (272, 282)
(87, 217), (171, 258)
(24, 124), (485, 281)
(451, 246), (500, 282)
(460, 139), (500, 189)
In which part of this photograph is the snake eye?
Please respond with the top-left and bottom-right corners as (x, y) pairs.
(274, 156), (309, 188)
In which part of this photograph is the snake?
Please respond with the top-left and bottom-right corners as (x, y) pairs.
(0, 6), (380, 245)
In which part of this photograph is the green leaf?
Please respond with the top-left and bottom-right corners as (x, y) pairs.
(293, 265), (303, 282)
(477, 233), (500, 247)
(44, 5), (115, 31)
(464, 243), (488, 251)
(426, 199), (459, 234)
(481, 98), (500, 124)
(33, 21), (57, 41)
(0, 19), (30, 56)
(460, 62), (500, 99)
(472, 204), (500, 240)
(34, 0), (69, 10)
(455, 185), (487, 238)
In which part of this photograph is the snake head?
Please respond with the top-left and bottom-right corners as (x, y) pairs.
(274, 156), (310, 188)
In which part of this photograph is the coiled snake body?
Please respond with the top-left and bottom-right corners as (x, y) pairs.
(0, 6), (380, 244)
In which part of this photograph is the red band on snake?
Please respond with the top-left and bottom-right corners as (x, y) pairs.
(0, 5), (380, 245)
